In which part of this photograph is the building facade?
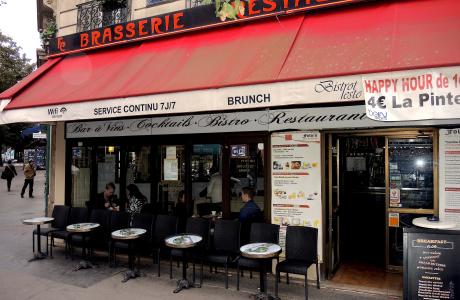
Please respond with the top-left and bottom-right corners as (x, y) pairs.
(2, 0), (460, 294)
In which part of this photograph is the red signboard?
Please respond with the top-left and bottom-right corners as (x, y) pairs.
(49, 0), (370, 57)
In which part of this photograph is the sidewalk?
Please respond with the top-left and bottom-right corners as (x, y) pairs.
(0, 168), (395, 300)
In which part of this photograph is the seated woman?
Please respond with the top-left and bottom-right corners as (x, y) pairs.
(126, 184), (147, 218)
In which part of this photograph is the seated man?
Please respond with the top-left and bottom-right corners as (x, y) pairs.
(87, 182), (119, 210)
(239, 186), (261, 223)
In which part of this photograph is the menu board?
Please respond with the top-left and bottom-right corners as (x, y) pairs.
(271, 131), (322, 261)
(404, 228), (460, 300)
(439, 129), (460, 228)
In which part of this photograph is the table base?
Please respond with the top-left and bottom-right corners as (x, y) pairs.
(173, 279), (198, 293)
(250, 293), (278, 300)
(122, 269), (140, 283)
(29, 251), (47, 262)
(73, 260), (95, 271)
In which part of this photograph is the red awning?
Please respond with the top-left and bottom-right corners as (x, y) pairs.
(1, 0), (459, 111)
(1, 15), (305, 109)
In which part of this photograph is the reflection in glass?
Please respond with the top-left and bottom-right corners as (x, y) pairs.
(126, 145), (151, 201)
(388, 138), (434, 209)
(191, 144), (222, 216)
(71, 146), (92, 207)
(157, 145), (185, 214)
(96, 146), (120, 200)
(230, 143), (265, 215)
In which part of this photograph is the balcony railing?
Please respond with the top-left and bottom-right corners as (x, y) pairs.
(186, 0), (210, 9)
(77, 0), (130, 32)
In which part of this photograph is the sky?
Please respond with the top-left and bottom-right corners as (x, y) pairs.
(0, 0), (41, 64)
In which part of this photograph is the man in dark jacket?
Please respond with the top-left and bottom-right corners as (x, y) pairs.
(239, 186), (261, 223)
(239, 186), (262, 245)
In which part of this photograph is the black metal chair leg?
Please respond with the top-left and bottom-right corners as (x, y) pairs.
(250, 270), (253, 279)
(236, 263), (240, 291)
(157, 249), (161, 277)
(275, 270), (279, 297)
(108, 242), (112, 267)
(32, 232), (35, 253)
(225, 257), (229, 289)
(286, 273), (290, 284)
(305, 274), (309, 300)
(316, 262), (320, 289)
(192, 261), (196, 283)
(200, 259), (204, 286)
(46, 234), (49, 256)
(50, 236), (53, 258)
(169, 254), (173, 279)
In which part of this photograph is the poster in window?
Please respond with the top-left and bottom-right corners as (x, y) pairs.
(164, 159), (178, 181)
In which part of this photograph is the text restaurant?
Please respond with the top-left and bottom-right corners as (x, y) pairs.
(2, 0), (460, 296)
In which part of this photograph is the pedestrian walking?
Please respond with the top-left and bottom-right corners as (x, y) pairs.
(1, 160), (18, 192)
(21, 159), (36, 198)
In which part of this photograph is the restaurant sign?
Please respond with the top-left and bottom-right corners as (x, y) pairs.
(49, 0), (369, 57)
(363, 66), (460, 121)
(65, 105), (460, 138)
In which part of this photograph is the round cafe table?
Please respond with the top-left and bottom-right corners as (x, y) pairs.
(66, 223), (100, 271)
(22, 217), (54, 261)
(240, 243), (282, 300)
(165, 234), (203, 293)
(412, 217), (457, 230)
(111, 228), (146, 282)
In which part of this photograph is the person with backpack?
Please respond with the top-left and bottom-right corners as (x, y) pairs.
(2, 160), (17, 192)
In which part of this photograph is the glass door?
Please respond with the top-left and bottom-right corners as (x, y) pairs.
(228, 142), (266, 218)
(71, 145), (93, 207)
(191, 144), (222, 216)
(96, 145), (121, 204)
(327, 135), (340, 277)
(156, 145), (185, 214)
(386, 135), (436, 270)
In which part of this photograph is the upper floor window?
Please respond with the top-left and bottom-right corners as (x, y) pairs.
(77, 0), (131, 32)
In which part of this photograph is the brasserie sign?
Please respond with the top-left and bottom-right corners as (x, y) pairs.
(49, 0), (369, 57)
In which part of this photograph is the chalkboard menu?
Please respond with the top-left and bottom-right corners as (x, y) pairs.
(404, 227), (460, 300)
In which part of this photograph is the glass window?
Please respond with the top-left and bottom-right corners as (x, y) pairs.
(126, 145), (151, 201)
(96, 145), (121, 200)
(71, 146), (92, 207)
(388, 138), (434, 209)
(157, 145), (185, 214)
(191, 144), (222, 216)
(230, 143), (265, 215)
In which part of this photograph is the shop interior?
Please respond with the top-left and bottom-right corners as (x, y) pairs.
(68, 134), (268, 220)
(326, 130), (436, 295)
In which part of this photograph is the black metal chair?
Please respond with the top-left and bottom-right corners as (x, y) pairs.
(203, 219), (240, 289)
(108, 211), (130, 265)
(152, 214), (178, 277)
(275, 226), (320, 300)
(32, 205), (70, 257)
(50, 206), (88, 258)
(236, 223), (280, 290)
(69, 209), (111, 259)
(169, 217), (210, 283)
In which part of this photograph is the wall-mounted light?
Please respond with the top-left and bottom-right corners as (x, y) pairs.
(108, 146), (115, 153)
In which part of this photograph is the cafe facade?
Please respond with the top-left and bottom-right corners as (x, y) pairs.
(1, 0), (460, 293)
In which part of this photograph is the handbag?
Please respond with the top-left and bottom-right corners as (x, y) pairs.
(1, 165), (12, 180)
